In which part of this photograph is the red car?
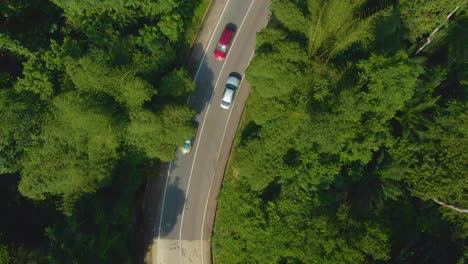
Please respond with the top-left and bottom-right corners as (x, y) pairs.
(214, 27), (235, 61)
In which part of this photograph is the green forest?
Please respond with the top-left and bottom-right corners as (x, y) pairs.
(0, 0), (208, 263)
(213, 0), (467, 263)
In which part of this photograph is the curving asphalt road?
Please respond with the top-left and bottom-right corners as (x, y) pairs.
(154, 0), (270, 263)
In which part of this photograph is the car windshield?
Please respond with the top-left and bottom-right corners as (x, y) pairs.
(226, 84), (237, 90)
(217, 43), (227, 53)
(221, 100), (231, 107)
(181, 144), (190, 152)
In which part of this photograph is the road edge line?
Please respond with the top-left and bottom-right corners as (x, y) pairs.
(199, 1), (256, 263)
(179, 1), (234, 262)
(157, 161), (173, 264)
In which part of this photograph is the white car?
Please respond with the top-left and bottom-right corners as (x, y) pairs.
(220, 75), (241, 109)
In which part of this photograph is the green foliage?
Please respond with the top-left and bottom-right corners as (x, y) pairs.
(136, 25), (167, 54)
(214, 178), (390, 263)
(307, 52), (424, 164)
(357, 51), (425, 122)
(255, 28), (288, 50)
(0, 33), (31, 57)
(0, 89), (44, 174)
(0, 0), (208, 262)
(65, 54), (156, 110)
(0, 244), (9, 264)
(14, 55), (55, 100)
(391, 101), (468, 210)
(306, 0), (388, 61)
(214, 1), (467, 263)
(382, 196), (466, 263)
(159, 68), (195, 98)
(184, 0), (211, 45)
(2, 0), (466, 262)
(246, 93), (287, 125)
(158, 14), (184, 43)
(234, 131), (286, 191)
(271, 0), (309, 35)
(126, 105), (194, 161)
(19, 92), (120, 213)
(399, 0), (462, 43)
(50, 0), (176, 30)
(0, 0), (63, 50)
(388, 66), (445, 151)
(42, 153), (146, 263)
(246, 35), (309, 99)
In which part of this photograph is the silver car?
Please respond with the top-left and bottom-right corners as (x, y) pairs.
(220, 75), (241, 109)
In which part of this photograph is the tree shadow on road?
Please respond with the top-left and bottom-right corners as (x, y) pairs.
(158, 176), (186, 237)
(139, 162), (186, 263)
(186, 42), (217, 115)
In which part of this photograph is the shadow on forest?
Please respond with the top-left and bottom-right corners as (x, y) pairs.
(0, 174), (58, 246)
(373, 9), (404, 54)
(240, 121), (261, 145)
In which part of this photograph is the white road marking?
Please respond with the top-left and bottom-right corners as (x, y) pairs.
(157, 161), (173, 264)
(199, 1), (256, 264)
(199, 79), (244, 264)
(157, 0), (261, 263)
(180, 39), (228, 264)
(158, 0), (232, 263)
(187, 0), (234, 105)
(178, 0), (236, 263)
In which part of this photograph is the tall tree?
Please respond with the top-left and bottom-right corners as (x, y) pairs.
(159, 68), (195, 99)
(0, 33), (31, 57)
(306, 0), (389, 61)
(308, 52), (425, 163)
(0, 89), (44, 174)
(14, 55), (55, 100)
(125, 105), (194, 162)
(391, 101), (468, 214)
(65, 54), (156, 110)
(271, 0), (309, 35)
(18, 92), (120, 213)
(399, 0), (462, 43)
(0, 244), (9, 264)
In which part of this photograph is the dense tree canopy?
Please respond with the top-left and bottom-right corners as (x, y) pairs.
(399, 0), (462, 43)
(0, 0), (207, 262)
(392, 101), (468, 211)
(1, 0), (466, 262)
(214, 1), (467, 263)
(1, 0), (201, 208)
(18, 92), (120, 212)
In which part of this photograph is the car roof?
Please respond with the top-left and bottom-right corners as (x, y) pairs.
(226, 76), (241, 87)
(222, 87), (234, 101)
(219, 28), (234, 45)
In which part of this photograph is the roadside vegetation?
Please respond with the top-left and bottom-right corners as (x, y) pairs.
(0, 0), (208, 262)
(213, 0), (467, 263)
